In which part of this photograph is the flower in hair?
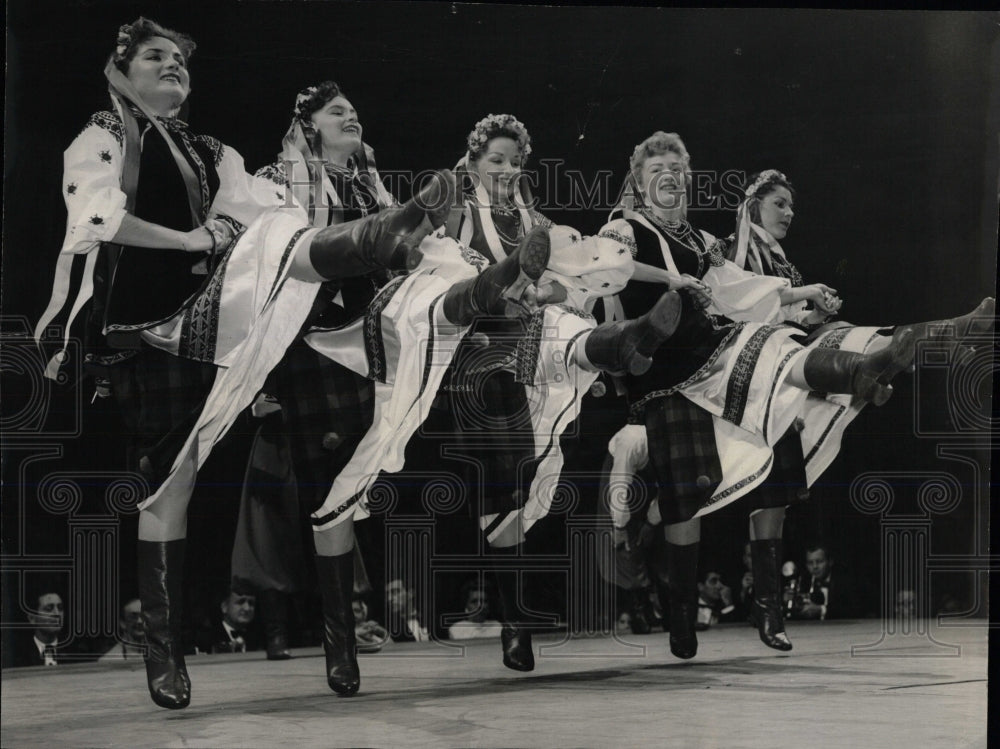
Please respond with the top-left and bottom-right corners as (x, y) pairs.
(744, 169), (786, 198)
(466, 113), (532, 160)
(294, 86), (321, 120)
(114, 24), (133, 61)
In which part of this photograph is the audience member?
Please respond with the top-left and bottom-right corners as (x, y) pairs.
(448, 579), (503, 641)
(794, 544), (870, 620)
(385, 578), (429, 642)
(615, 611), (634, 636)
(735, 541), (754, 620)
(7, 590), (69, 667)
(696, 569), (737, 630)
(197, 582), (259, 653)
(353, 597), (390, 653)
(99, 598), (146, 662)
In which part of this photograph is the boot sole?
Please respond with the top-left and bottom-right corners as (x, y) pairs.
(501, 226), (551, 305)
(625, 291), (683, 376)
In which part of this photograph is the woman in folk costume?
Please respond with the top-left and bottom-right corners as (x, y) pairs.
(717, 169), (994, 651)
(230, 81), (397, 664)
(425, 114), (683, 672)
(34, 18), (468, 710)
(603, 130), (979, 662)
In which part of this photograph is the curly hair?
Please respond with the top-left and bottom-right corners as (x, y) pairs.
(293, 80), (345, 122)
(628, 131), (691, 187)
(466, 113), (532, 163)
(745, 170), (795, 225)
(112, 17), (196, 74)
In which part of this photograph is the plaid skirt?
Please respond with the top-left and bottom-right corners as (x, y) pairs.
(269, 337), (375, 514)
(643, 394), (809, 523)
(106, 345), (218, 487)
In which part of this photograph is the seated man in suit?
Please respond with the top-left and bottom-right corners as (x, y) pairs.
(795, 544), (870, 620)
(695, 568), (738, 630)
(7, 590), (68, 667)
(99, 597), (146, 662)
(197, 582), (259, 653)
(385, 578), (429, 643)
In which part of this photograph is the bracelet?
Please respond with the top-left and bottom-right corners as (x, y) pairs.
(204, 225), (218, 254)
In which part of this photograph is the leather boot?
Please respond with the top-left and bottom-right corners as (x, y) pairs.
(442, 225), (551, 326)
(907, 297), (995, 353)
(258, 589), (292, 661)
(803, 327), (916, 406)
(308, 170), (455, 278)
(582, 291), (682, 375)
(137, 539), (191, 710)
(665, 541), (699, 659)
(749, 539), (793, 651)
(491, 544), (535, 672)
(316, 552), (360, 696)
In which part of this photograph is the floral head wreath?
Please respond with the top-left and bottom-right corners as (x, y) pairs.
(744, 169), (787, 199)
(114, 24), (133, 61)
(466, 113), (532, 161)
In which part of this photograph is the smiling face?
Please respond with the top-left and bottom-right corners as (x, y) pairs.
(639, 152), (687, 215)
(125, 36), (190, 115)
(310, 95), (362, 160)
(757, 185), (795, 239)
(470, 136), (523, 203)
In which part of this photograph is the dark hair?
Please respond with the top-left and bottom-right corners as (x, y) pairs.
(744, 171), (796, 225)
(294, 80), (346, 122)
(805, 543), (830, 558)
(113, 17), (196, 74)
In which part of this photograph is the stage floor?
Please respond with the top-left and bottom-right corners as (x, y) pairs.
(1, 618), (988, 748)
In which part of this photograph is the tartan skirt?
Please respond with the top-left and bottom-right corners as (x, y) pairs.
(106, 345), (218, 488)
(269, 337), (375, 514)
(643, 394), (809, 523)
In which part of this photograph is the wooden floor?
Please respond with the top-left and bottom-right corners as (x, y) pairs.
(1, 619), (988, 748)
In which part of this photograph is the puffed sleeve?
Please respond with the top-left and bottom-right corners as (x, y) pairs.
(544, 219), (637, 311)
(60, 116), (129, 255)
(699, 231), (789, 324)
(210, 145), (300, 226)
(606, 424), (649, 529)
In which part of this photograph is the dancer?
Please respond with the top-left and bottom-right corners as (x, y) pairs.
(608, 131), (991, 660)
(235, 81), (396, 663)
(33, 19), (468, 710)
(721, 169), (994, 651)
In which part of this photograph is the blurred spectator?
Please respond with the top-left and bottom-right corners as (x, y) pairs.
(615, 611), (634, 636)
(895, 589), (917, 618)
(7, 590), (67, 667)
(197, 582), (259, 653)
(735, 541), (754, 620)
(385, 578), (429, 642)
(794, 544), (870, 620)
(353, 597), (390, 653)
(99, 598), (145, 662)
(448, 579), (503, 641)
(696, 569), (737, 630)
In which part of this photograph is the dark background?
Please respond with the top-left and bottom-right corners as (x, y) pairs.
(3, 3), (996, 649)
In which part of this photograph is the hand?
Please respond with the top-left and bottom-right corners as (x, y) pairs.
(671, 273), (712, 309)
(802, 283), (840, 314)
(204, 218), (236, 251)
(720, 584), (734, 608)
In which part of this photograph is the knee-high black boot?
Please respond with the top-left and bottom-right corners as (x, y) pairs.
(441, 225), (551, 326)
(258, 589), (292, 661)
(316, 552), (360, 696)
(907, 297), (995, 352)
(308, 170), (455, 279)
(582, 291), (683, 376)
(137, 539), (191, 710)
(665, 541), (699, 659)
(749, 539), (793, 651)
(489, 544), (535, 672)
(803, 327), (916, 406)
